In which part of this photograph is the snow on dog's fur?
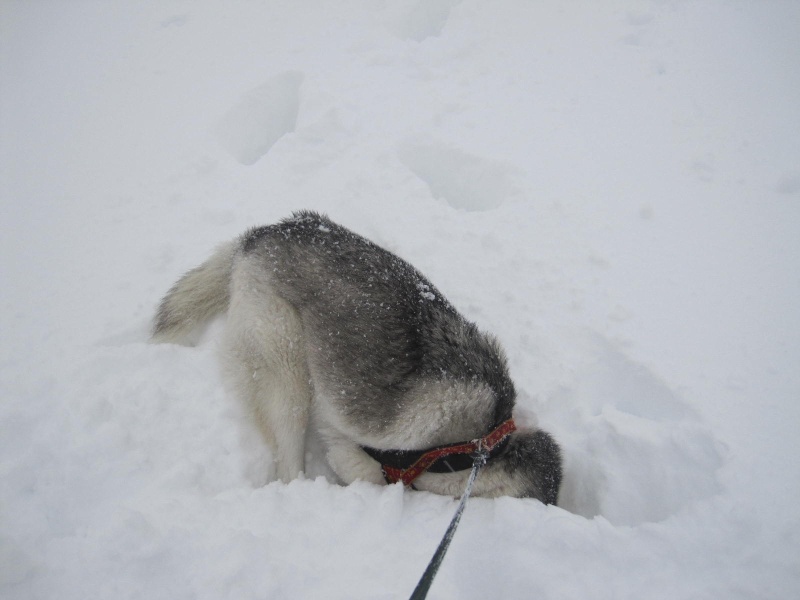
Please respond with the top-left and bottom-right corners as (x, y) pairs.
(152, 211), (561, 502)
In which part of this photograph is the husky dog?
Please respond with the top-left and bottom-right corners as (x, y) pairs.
(152, 211), (561, 502)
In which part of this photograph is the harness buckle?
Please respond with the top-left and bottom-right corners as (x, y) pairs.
(470, 444), (490, 466)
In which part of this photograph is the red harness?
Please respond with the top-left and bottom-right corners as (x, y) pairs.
(373, 418), (517, 487)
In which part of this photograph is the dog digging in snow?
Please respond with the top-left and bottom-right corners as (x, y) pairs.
(152, 211), (561, 502)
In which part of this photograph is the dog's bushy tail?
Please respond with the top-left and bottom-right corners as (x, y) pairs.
(151, 239), (239, 344)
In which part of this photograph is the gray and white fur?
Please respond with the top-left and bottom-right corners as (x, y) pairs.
(152, 211), (561, 503)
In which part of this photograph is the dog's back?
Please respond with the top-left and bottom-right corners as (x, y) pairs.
(240, 211), (515, 444)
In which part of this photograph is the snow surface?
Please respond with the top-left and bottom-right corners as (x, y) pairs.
(2, 1), (799, 598)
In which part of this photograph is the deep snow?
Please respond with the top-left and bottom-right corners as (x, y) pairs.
(2, 1), (799, 598)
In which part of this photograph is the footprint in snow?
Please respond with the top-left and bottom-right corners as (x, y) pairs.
(398, 138), (521, 212)
(389, 0), (461, 41)
(215, 71), (303, 166)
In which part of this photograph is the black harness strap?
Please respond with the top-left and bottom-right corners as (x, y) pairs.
(361, 418), (515, 484)
(362, 434), (510, 474)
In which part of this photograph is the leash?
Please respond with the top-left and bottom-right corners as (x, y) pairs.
(362, 421), (517, 598)
(408, 447), (488, 600)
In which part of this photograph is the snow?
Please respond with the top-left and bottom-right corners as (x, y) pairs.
(2, 1), (799, 598)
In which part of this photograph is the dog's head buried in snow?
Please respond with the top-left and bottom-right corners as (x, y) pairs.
(152, 211), (562, 503)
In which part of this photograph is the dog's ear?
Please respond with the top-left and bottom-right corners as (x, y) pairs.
(502, 429), (562, 504)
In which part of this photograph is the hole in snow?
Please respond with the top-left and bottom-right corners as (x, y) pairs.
(530, 333), (726, 526)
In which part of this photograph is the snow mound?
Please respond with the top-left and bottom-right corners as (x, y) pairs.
(214, 71), (303, 166)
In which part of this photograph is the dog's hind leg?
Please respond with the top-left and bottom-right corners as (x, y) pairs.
(224, 258), (311, 483)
